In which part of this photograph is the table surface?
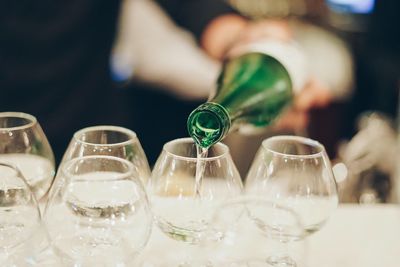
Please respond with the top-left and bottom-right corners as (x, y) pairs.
(33, 204), (400, 267)
(137, 204), (400, 267)
(307, 204), (400, 267)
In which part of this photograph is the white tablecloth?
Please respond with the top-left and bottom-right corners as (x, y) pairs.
(307, 204), (400, 267)
(137, 204), (400, 267)
(32, 204), (400, 266)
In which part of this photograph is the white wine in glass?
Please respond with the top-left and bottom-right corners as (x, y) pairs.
(44, 156), (152, 266)
(149, 138), (243, 247)
(0, 112), (55, 200)
(0, 162), (44, 265)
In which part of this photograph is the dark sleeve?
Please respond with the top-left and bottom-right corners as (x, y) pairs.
(0, 0), (123, 160)
(362, 0), (400, 116)
(156, 0), (235, 39)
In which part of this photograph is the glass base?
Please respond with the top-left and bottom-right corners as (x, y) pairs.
(239, 257), (296, 267)
(178, 261), (214, 267)
(266, 255), (297, 267)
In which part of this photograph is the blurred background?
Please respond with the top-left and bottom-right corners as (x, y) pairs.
(2, 0), (399, 203)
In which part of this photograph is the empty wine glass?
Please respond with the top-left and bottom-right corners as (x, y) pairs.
(0, 112), (55, 200)
(59, 125), (150, 185)
(245, 135), (338, 266)
(208, 195), (304, 266)
(0, 162), (44, 265)
(148, 137), (243, 265)
(44, 156), (152, 266)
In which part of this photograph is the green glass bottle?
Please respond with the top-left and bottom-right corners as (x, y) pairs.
(187, 40), (307, 148)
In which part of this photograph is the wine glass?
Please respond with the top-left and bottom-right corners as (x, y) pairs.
(0, 162), (45, 265)
(60, 125), (150, 185)
(148, 138), (243, 264)
(245, 135), (338, 266)
(44, 155), (152, 266)
(207, 195), (304, 266)
(0, 112), (55, 201)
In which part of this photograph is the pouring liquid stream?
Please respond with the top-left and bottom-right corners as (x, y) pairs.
(195, 145), (208, 199)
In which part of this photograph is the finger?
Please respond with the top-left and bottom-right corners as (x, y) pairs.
(295, 79), (333, 110)
(273, 109), (309, 131)
(310, 83), (333, 108)
(201, 14), (248, 59)
(294, 87), (317, 111)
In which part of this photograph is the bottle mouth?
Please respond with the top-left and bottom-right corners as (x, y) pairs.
(187, 103), (230, 148)
(163, 138), (231, 161)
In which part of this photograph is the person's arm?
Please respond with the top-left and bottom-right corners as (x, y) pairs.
(112, 0), (220, 100)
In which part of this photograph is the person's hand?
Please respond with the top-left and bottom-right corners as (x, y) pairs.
(272, 77), (332, 131)
(201, 14), (333, 132)
(202, 15), (291, 60)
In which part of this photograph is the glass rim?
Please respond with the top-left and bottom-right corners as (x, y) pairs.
(262, 135), (325, 159)
(0, 112), (37, 131)
(73, 125), (138, 147)
(163, 137), (230, 162)
(62, 155), (135, 181)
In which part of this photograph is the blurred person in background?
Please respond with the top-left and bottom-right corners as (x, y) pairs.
(1, 0), (216, 161)
(1, 0), (337, 164)
(116, 0), (349, 165)
(1, 1), (127, 162)
(200, 13), (354, 175)
(146, 0), (398, 178)
(118, 0), (353, 173)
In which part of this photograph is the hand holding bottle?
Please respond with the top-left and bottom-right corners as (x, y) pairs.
(202, 16), (292, 60)
(201, 14), (332, 132)
(271, 77), (331, 131)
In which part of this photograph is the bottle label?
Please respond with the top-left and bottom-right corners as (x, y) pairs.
(229, 39), (308, 94)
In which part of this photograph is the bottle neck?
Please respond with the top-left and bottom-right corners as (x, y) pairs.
(187, 102), (231, 148)
(212, 52), (293, 128)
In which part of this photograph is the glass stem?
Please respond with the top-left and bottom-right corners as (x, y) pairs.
(267, 240), (297, 267)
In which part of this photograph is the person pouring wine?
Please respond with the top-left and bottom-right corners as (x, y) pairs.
(187, 16), (333, 149)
